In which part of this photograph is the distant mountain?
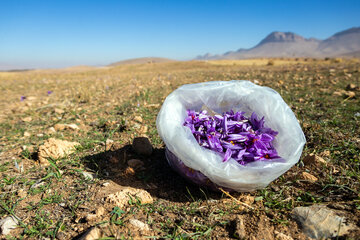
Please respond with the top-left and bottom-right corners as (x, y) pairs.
(317, 27), (360, 56)
(109, 57), (175, 66)
(196, 27), (360, 60)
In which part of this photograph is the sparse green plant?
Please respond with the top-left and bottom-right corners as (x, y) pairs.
(110, 207), (125, 225)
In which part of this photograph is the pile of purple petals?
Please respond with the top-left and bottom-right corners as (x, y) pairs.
(183, 109), (280, 165)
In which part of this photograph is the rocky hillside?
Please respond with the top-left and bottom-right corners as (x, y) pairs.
(197, 27), (360, 59)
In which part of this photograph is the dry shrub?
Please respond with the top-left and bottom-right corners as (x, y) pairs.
(267, 60), (275, 66)
(332, 58), (343, 63)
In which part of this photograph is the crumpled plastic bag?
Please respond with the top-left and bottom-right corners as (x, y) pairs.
(156, 80), (306, 192)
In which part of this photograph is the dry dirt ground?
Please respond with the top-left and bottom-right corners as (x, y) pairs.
(0, 58), (359, 239)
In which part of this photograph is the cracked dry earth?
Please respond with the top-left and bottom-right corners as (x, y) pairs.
(0, 58), (359, 239)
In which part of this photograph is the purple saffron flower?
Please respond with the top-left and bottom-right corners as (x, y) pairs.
(254, 149), (280, 161)
(20, 96), (26, 101)
(183, 109), (280, 165)
(236, 149), (246, 160)
(226, 134), (247, 142)
(223, 115), (228, 134)
(250, 112), (265, 130)
(223, 148), (232, 162)
(47, 90), (53, 95)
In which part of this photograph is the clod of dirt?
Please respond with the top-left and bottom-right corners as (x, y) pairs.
(301, 172), (318, 182)
(82, 171), (96, 180)
(54, 123), (80, 131)
(319, 150), (330, 157)
(0, 216), (18, 235)
(132, 137), (153, 156)
(17, 189), (26, 198)
(234, 216), (246, 239)
(54, 108), (65, 114)
(106, 187), (153, 208)
(129, 218), (150, 231)
(78, 226), (103, 240)
(47, 127), (56, 134)
(302, 154), (327, 166)
(274, 231), (293, 240)
(38, 138), (80, 165)
(345, 91), (356, 98)
(127, 159), (144, 169)
(346, 83), (359, 91)
(102, 182), (110, 187)
(23, 131), (31, 137)
(21, 116), (32, 122)
(96, 207), (105, 215)
(239, 195), (255, 205)
(86, 207), (105, 222)
(55, 231), (67, 240)
(85, 214), (97, 222)
(332, 91), (344, 97)
(139, 125), (148, 134)
(134, 116), (143, 123)
(105, 139), (114, 151)
(291, 205), (356, 239)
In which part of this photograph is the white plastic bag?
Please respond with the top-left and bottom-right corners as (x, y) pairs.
(156, 80), (306, 192)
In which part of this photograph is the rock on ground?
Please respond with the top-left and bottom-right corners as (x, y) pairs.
(106, 187), (153, 208)
(346, 83), (359, 91)
(54, 108), (65, 114)
(301, 172), (318, 182)
(21, 116), (32, 122)
(274, 231), (293, 240)
(82, 171), (96, 180)
(292, 205), (356, 239)
(302, 154), (327, 166)
(105, 138), (114, 151)
(234, 216), (246, 239)
(23, 131), (31, 137)
(78, 226), (102, 240)
(38, 138), (80, 165)
(0, 216), (18, 235)
(86, 207), (105, 222)
(127, 159), (145, 169)
(46, 127), (56, 134)
(132, 137), (153, 156)
(54, 123), (80, 131)
(129, 218), (150, 231)
(134, 116), (143, 123)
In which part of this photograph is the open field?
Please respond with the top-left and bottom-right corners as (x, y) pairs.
(0, 58), (360, 239)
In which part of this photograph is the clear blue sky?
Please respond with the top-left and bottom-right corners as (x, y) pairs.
(0, 0), (359, 69)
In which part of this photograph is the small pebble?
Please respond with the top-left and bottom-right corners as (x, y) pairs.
(102, 182), (110, 187)
(132, 137), (153, 156)
(0, 216), (18, 235)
